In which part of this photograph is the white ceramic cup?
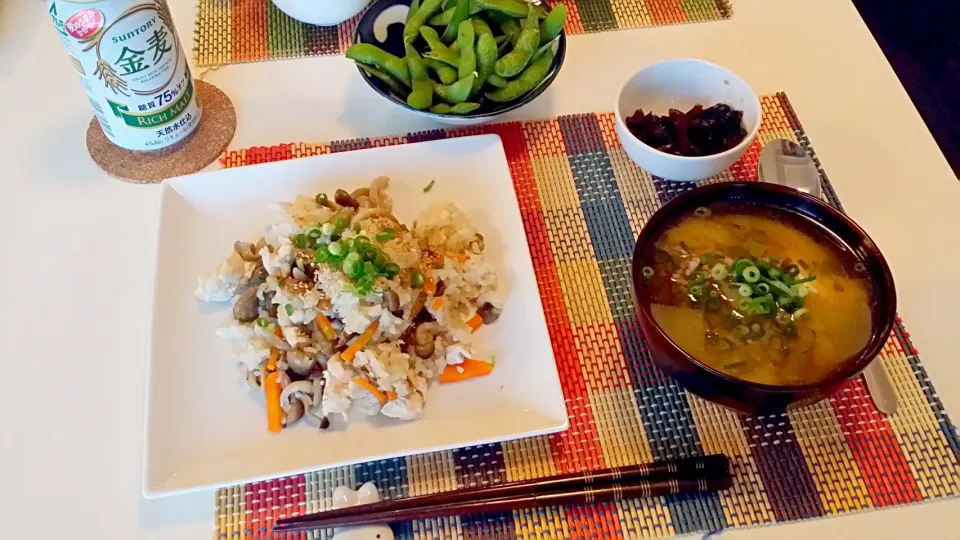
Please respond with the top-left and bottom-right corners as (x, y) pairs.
(614, 59), (762, 182)
(270, 0), (370, 26)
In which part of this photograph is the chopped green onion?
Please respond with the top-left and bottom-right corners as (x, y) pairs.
(757, 283), (771, 294)
(794, 284), (810, 298)
(382, 262), (401, 277)
(354, 223), (362, 233)
(423, 179), (436, 192)
(738, 284), (753, 297)
(791, 275), (817, 285)
(322, 222), (336, 235)
(705, 298), (722, 312)
(768, 280), (794, 297)
(363, 261), (378, 276)
(410, 269), (425, 287)
(742, 266), (761, 283)
(732, 258), (752, 276)
(256, 317), (271, 328)
(307, 228), (322, 240)
(342, 253), (362, 279)
(775, 311), (792, 325)
(689, 284), (706, 298)
(710, 263), (728, 281)
(376, 230), (396, 243)
(722, 360), (747, 370)
(327, 240), (344, 256)
(793, 307), (810, 320)
(285, 304), (294, 316)
(333, 217), (348, 233)
(293, 234), (307, 249)
(767, 267), (781, 279)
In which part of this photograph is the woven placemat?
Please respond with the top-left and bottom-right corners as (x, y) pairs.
(213, 93), (960, 539)
(194, 0), (733, 67)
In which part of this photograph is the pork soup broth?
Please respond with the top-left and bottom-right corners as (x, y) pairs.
(637, 204), (874, 387)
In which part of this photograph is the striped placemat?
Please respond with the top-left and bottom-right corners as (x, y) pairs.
(214, 93), (960, 539)
(193, 0), (733, 67)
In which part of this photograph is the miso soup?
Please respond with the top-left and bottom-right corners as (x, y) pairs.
(638, 203), (874, 387)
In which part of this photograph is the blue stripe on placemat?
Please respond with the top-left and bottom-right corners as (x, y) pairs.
(742, 415), (825, 521)
(353, 458), (414, 539)
(559, 113), (726, 532)
(452, 444), (516, 539)
(406, 129), (448, 144)
(330, 138), (374, 153)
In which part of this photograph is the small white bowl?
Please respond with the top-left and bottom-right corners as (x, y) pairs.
(614, 59), (761, 182)
(271, 0), (370, 26)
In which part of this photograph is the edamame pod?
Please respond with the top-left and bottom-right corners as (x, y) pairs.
(428, 3), (483, 26)
(474, 0), (544, 19)
(486, 46), (554, 102)
(473, 32), (498, 95)
(486, 73), (509, 88)
(442, 0), (472, 43)
(472, 17), (494, 39)
(435, 74), (476, 104)
(405, 43), (433, 110)
(346, 43), (411, 86)
(420, 27), (461, 66)
(499, 20), (520, 46)
(494, 7), (539, 78)
(358, 64), (405, 95)
(424, 57), (458, 84)
(404, 0), (444, 43)
(539, 4), (568, 45)
(532, 36), (559, 63)
(457, 20), (476, 80)
(407, 0), (421, 22)
(430, 102), (481, 114)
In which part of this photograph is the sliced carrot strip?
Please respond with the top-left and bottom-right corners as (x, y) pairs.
(266, 347), (279, 372)
(452, 254), (469, 263)
(466, 314), (484, 332)
(432, 297), (444, 310)
(342, 320), (380, 362)
(264, 372), (283, 433)
(423, 278), (437, 296)
(352, 377), (387, 406)
(439, 359), (494, 383)
(314, 312), (337, 341)
(386, 391), (398, 402)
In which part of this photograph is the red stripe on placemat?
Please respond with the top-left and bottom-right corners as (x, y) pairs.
(564, 501), (624, 539)
(231, 0), (268, 62)
(831, 379), (923, 506)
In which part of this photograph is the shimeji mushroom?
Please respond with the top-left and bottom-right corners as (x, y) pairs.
(286, 349), (316, 376)
(279, 380), (314, 426)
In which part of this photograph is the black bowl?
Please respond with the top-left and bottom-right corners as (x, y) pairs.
(353, 0), (566, 122)
(631, 182), (897, 414)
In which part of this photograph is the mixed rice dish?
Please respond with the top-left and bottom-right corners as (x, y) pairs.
(195, 177), (502, 432)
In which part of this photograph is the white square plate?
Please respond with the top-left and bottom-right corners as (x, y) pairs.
(145, 135), (568, 497)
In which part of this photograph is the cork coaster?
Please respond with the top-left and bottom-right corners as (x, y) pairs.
(86, 80), (236, 184)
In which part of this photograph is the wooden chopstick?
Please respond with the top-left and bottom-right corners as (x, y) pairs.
(276, 454), (728, 526)
(272, 455), (730, 533)
(273, 475), (732, 532)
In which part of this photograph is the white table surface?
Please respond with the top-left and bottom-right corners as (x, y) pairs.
(1, 0), (958, 538)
